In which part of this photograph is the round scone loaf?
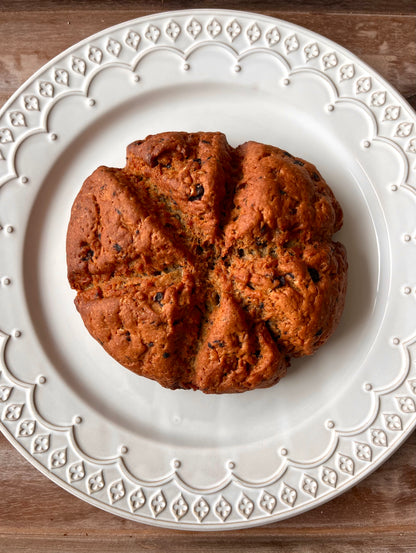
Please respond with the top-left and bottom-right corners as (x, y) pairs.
(67, 132), (347, 393)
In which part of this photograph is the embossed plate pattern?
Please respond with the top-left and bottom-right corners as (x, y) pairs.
(0, 9), (415, 530)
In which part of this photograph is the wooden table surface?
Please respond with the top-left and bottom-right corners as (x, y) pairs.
(0, 1), (415, 551)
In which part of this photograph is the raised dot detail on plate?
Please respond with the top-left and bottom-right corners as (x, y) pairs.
(364, 383), (372, 391)
(50, 133), (58, 141)
(234, 65), (241, 72)
(280, 448), (288, 456)
(404, 287), (411, 295)
(2, 277), (11, 286)
(404, 234), (411, 242)
(172, 415), (181, 424)
(13, 329), (21, 338)
(362, 140), (371, 148)
(133, 75), (140, 82)
(283, 78), (290, 86)
(228, 461), (235, 470)
(391, 184), (398, 192)
(120, 445), (128, 454)
(327, 104), (335, 112)
(6, 225), (13, 233)
(88, 99), (96, 106)
(38, 376), (46, 384)
(74, 416), (82, 424)
(183, 63), (190, 71)
(326, 420), (335, 429)
(392, 337), (400, 345)
(172, 459), (181, 469)
(20, 176), (29, 184)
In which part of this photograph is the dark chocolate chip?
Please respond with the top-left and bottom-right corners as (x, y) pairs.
(195, 245), (203, 255)
(311, 172), (320, 181)
(201, 140), (210, 144)
(153, 271), (161, 276)
(154, 292), (164, 304)
(237, 248), (245, 258)
(113, 244), (122, 252)
(163, 352), (170, 358)
(188, 184), (205, 201)
(293, 159), (304, 166)
(208, 342), (214, 349)
(308, 267), (320, 283)
(259, 302), (264, 310)
(213, 340), (225, 347)
(148, 342), (154, 347)
(193, 158), (202, 165)
(265, 320), (281, 341)
(283, 151), (293, 158)
(82, 249), (94, 262)
(247, 283), (255, 290)
(164, 163), (172, 169)
(116, 208), (122, 216)
(254, 349), (261, 358)
(285, 272), (295, 279)
(277, 275), (286, 287)
(315, 328), (323, 336)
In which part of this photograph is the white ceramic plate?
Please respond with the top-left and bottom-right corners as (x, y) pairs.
(0, 9), (415, 530)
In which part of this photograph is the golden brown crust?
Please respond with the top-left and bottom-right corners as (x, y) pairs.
(66, 132), (347, 393)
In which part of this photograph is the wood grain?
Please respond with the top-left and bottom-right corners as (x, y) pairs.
(2, 0), (416, 15)
(0, 2), (415, 551)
